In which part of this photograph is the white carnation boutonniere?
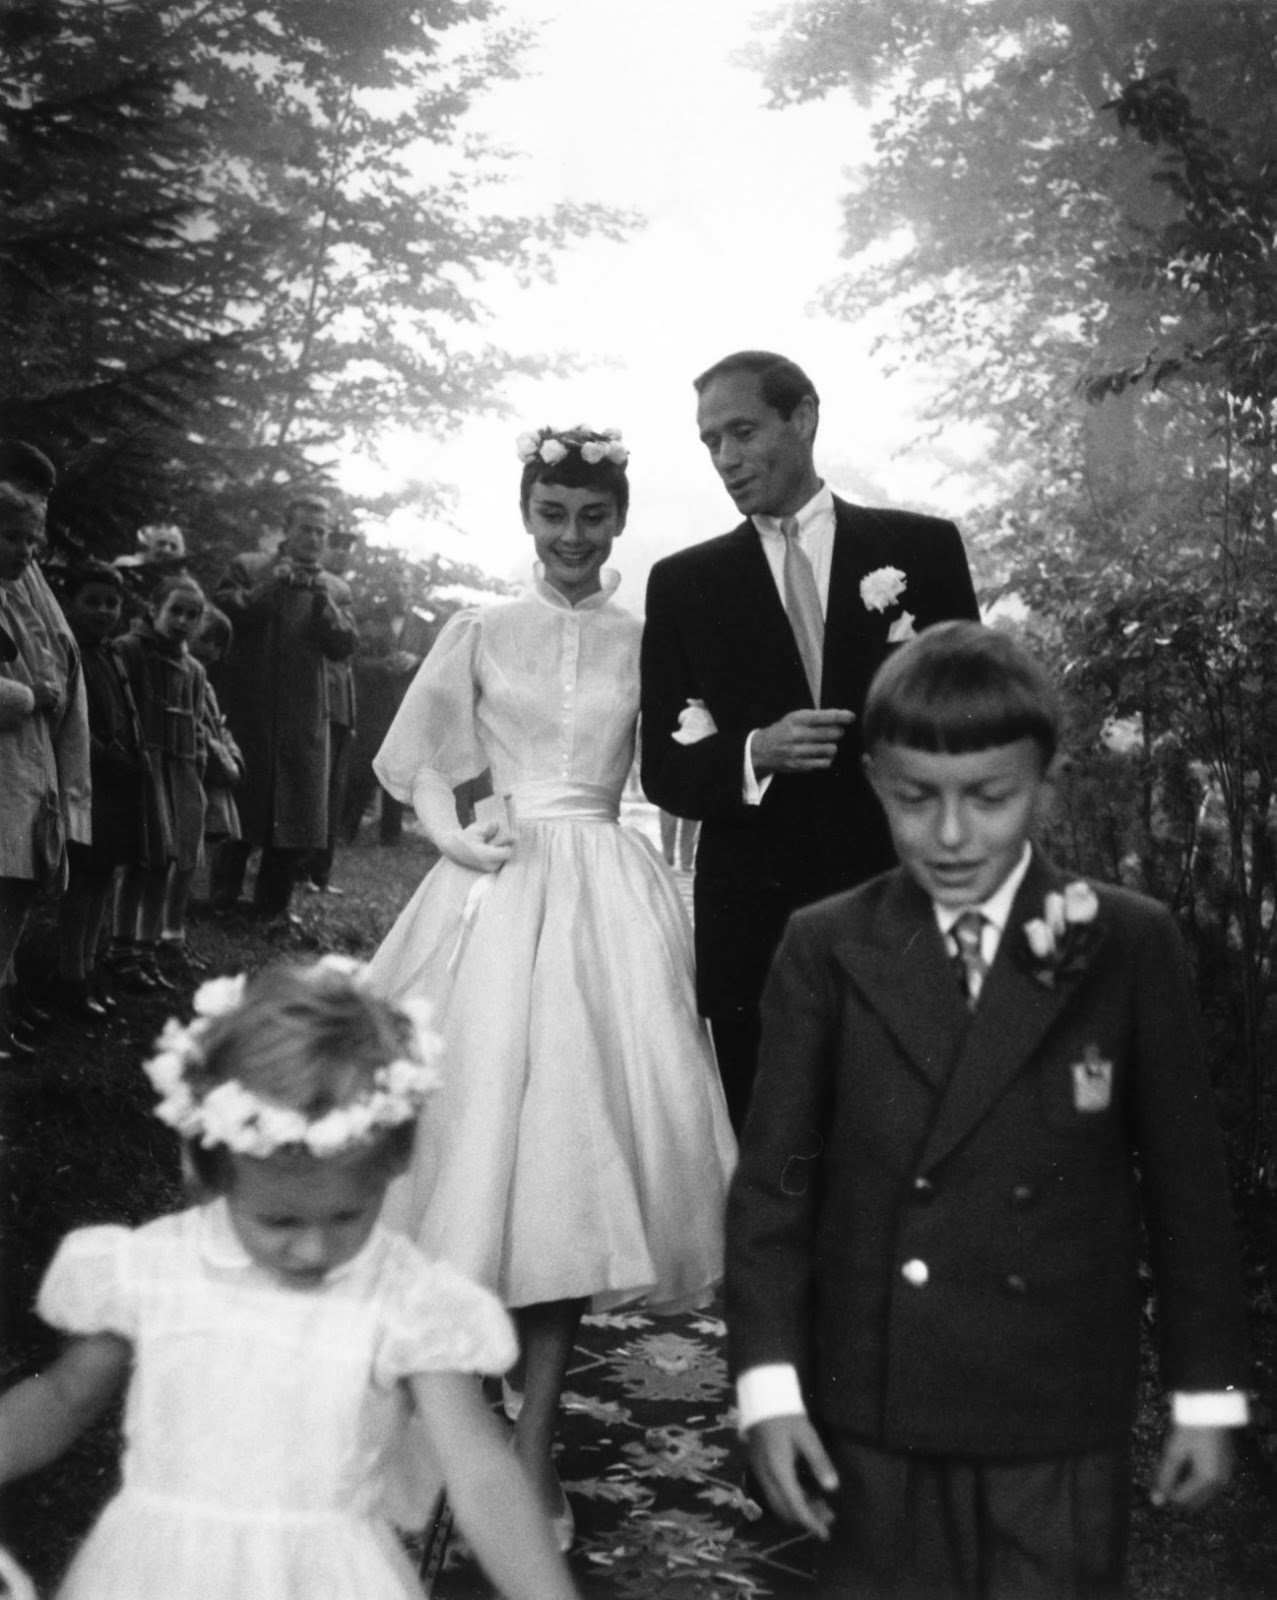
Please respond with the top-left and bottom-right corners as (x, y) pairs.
(672, 698), (718, 746)
(860, 566), (908, 614)
(1022, 880), (1101, 987)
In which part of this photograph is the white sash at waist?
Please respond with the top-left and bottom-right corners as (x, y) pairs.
(506, 781), (618, 824)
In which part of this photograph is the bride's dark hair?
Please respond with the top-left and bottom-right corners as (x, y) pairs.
(518, 427), (630, 520)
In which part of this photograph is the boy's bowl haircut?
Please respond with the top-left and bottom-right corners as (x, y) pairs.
(862, 620), (1060, 767)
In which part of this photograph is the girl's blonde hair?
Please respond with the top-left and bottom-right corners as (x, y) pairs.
(187, 963), (419, 1191)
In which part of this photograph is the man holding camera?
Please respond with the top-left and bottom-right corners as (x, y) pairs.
(210, 494), (357, 923)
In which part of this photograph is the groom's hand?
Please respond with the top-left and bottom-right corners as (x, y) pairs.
(753, 709), (854, 774)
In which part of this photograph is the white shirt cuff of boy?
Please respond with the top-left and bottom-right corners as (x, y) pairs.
(735, 1365), (1248, 1434)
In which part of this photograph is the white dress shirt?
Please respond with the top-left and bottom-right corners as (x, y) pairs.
(741, 485), (836, 803)
(736, 844), (1248, 1433)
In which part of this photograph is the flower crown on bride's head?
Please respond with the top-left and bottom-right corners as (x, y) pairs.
(516, 424), (629, 467)
(142, 955), (442, 1160)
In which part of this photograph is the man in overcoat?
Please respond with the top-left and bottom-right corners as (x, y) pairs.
(640, 351), (979, 1125)
(210, 494), (357, 921)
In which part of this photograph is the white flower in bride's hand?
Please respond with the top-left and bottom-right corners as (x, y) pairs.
(860, 566), (908, 612)
(672, 698), (717, 745)
(887, 610), (917, 644)
(539, 438), (568, 465)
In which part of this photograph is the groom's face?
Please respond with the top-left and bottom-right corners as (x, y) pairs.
(696, 371), (818, 518)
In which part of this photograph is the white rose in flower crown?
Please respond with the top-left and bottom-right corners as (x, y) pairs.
(193, 974), (247, 1018)
(672, 698), (717, 745)
(580, 441), (606, 464)
(860, 566), (908, 613)
(602, 426), (622, 441)
(539, 438), (569, 465)
(604, 440), (629, 464)
(515, 431), (539, 462)
(145, 1048), (188, 1097)
(306, 1108), (361, 1157)
(198, 1080), (257, 1148)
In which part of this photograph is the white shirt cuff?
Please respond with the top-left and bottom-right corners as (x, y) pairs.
(743, 731), (773, 806)
(1171, 1390), (1249, 1427)
(736, 1363), (807, 1433)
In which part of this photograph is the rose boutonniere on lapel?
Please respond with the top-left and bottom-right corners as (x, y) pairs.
(859, 566), (916, 643)
(672, 698), (717, 745)
(1022, 881), (1100, 988)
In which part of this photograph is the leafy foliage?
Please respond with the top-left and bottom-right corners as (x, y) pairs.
(0, 0), (631, 565)
(753, 0), (1277, 1179)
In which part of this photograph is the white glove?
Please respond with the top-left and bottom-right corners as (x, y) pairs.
(411, 771), (513, 875)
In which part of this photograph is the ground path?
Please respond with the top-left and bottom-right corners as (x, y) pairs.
(1, 823), (1273, 1598)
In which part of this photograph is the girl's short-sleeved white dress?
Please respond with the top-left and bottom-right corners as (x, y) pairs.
(368, 571), (736, 1313)
(38, 1204), (516, 1600)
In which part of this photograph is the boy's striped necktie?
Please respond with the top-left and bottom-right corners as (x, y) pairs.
(950, 910), (988, 1010)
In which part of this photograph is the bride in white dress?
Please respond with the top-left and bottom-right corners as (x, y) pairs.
(366, 425), (736, 1543)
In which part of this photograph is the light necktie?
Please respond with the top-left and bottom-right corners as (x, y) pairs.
(950, 910), (988, 1011)
(780, 516), (823, 705)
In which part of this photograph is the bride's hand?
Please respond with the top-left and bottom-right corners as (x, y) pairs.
(438, 820), (514, 874)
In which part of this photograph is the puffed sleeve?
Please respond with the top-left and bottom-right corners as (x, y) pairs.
(36, 1226), (138, 1339)
(372, 609), (486, 800)
(373, 1246), (518, 1386)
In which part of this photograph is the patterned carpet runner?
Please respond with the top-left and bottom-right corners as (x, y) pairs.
(422, 1304), (816, 1598)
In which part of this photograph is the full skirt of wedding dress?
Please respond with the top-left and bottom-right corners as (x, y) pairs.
(368, 818), (736, 1312)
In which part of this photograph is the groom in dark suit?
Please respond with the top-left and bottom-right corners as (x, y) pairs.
(640, 351), (979, 1126)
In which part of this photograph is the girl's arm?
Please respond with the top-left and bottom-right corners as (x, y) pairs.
(410, 1372), (580, 1600)
(0, 1334), (131, 1485)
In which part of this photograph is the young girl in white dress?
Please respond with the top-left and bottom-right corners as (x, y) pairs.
(0, 958), (580, 1600)
(367, 425), (737, 1546)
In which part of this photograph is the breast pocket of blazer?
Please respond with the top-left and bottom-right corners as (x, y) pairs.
(1038, 1041), (1124, 1135)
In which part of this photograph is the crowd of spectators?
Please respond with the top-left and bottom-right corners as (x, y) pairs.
(0, 439), (435, 1062)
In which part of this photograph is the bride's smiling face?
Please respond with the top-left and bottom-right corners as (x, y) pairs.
(523, 482), (624, 603)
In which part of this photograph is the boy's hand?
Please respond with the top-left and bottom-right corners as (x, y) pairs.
(753, 709), (855, 774)
(746, 1415), (840, 1541)
(1151, 1423), (1234, 1510)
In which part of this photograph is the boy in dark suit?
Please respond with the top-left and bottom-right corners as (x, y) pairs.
(725, 621), (1249, 1598)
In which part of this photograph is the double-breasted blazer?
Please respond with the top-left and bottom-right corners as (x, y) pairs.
(640, 497), (979, 1017)
(724, 853), (1248, 1457)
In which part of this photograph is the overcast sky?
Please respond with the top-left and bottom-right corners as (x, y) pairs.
(344, 0), (992, 604)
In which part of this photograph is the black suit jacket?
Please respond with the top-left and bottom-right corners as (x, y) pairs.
(640, 496), (979, 1015)
(724, 855), (1248, 1457)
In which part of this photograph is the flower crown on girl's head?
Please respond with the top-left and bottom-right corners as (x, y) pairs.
(142, 955), (442, 1160)
(515, 425), (629, 467)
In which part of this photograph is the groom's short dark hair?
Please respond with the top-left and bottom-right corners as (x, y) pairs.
(693, 351), (819, 423)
